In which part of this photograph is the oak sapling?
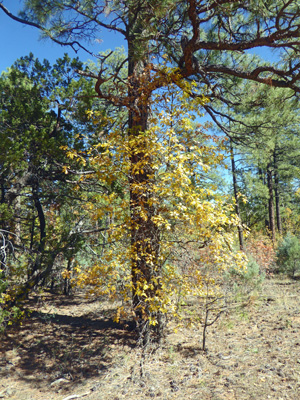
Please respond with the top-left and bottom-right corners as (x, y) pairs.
(200, 279), (226, 352)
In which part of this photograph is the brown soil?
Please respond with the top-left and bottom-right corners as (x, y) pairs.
(1, 278), (300, 400)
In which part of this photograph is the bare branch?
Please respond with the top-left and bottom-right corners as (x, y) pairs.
(0, 3), (95, 55)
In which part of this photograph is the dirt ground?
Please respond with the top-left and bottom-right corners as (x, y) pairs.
(1, 278), (300, 400)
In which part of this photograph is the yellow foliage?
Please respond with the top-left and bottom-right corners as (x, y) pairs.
(69, 76), (246, 327)
(61, 269), (71, 280)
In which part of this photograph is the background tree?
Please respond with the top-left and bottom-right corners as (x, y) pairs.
(221, 83), (300, 240)
(0, 54), (101, 301)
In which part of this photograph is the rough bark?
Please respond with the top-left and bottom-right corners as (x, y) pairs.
(127, 11), (164, 345)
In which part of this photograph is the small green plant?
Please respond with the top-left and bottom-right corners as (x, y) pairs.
(276, 233), (300, 278)
(225, 257), (264, 297)
(0, 271), (25, 333)
(0, 303), (24, 333)
(166, 345), (177, 363)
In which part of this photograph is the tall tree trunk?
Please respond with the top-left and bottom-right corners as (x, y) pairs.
(14, 195), (21, 246)
(258, 167), (266, 185)
(30, 183), (46, 276)
(258, 167), (269, 230)
(230, 140), (244, 251)
(267, 164), (276, 243)
(127, 16), (163, 345)
(273, 150), (282, 234)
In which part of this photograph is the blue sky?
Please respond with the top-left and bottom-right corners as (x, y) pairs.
(0, 1), (279, 74)
(0, 1), (124, 73)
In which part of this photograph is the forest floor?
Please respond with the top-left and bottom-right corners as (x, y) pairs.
(1, 278), (300, 400)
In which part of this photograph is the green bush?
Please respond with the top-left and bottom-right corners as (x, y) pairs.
(0, 271), (24, 333)
(276, 233), (300, 278)
(225, 257), (265, 296)
(0, 304), (24, 333)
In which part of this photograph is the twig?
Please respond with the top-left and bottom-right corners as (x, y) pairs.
(62, 392), (90, 400)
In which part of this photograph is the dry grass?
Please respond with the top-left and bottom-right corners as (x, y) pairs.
(1, 278), (300, 399)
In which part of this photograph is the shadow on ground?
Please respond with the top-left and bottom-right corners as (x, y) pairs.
(0, 292), (136, 388)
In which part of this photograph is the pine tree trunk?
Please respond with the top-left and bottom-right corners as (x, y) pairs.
(273, 150), (282, 234)
(267, 164), (276, 242)
(230, 140), (244, 251)
(127, 19), (164, 345)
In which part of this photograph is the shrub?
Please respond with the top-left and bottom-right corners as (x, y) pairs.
(225, 257), (264, 297)
(0, 303), (24, 334)
(244, 233), (276, 275)
(0, 270), (25, 333)
(276, 233), (300, 278)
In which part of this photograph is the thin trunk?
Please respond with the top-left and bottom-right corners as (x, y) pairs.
(258, 167), (265, 185)
(32, 185), (46, 251)
(64, 257), (73, 296)
(31, 183), (46, 276)
(0, 179), (8, 268)
(258, 168), (269, 231)
(230, 140), (244, 251)
(267, 164), (276, 243)
(14, 195), (21, 246)
(30, 216), (35, 251)
(273, 150), (282, 234)
(0, 180), (5, 204)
